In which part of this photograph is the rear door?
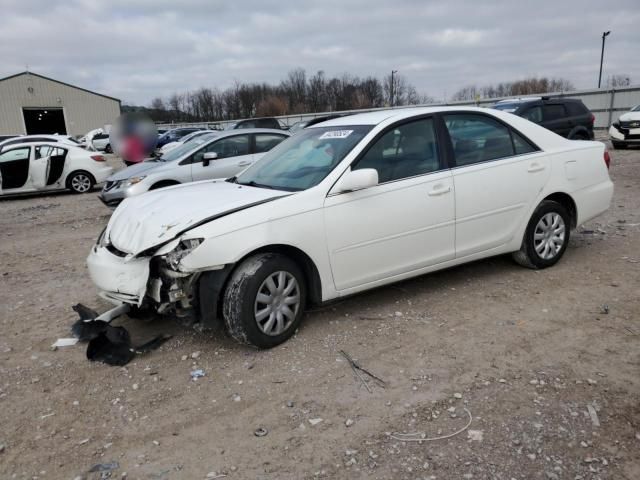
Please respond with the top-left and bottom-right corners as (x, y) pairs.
(37, 145), (67, 186)
(190, 134), (252, 181)
(542, 104), (570, 137)
(444, 112), (550, 258)
(29, 146), (51, 189)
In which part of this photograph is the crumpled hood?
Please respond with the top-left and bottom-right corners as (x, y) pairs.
(107, 160), (162, 181)
(619, 111), (640, 123)
(106, 180), (289, 255)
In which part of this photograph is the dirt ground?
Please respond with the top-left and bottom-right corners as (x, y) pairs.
(1, 144), (639, 480)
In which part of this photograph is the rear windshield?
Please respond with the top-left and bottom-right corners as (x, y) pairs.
(492, 103), (522, 113)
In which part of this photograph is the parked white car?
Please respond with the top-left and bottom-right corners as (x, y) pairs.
(0, 134), (80, 153)
(0, 142), (113, 195)
(158, 130), (214, 154)
(99, 128), (289, 207)
(609, 104), (640, 149)
(87, 107), (613, 348)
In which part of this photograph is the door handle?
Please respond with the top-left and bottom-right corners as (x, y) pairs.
(527, 163), (545, 173)
(237, 161), (251, 167)
(427, 185), (451, 196)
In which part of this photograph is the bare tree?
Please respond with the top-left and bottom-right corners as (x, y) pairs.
(606, 74), (631, 88)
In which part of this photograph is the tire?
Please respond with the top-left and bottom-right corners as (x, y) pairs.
(512, 200), (571, 269)
(149, 181), (180, 190)
(612, 142), (627, 150)
(569, 131), (589, 141)
(66, 170), (95, 194)
(222, 253), (306, 348)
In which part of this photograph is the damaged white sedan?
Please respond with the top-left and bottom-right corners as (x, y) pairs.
(87, 107), (613, 348)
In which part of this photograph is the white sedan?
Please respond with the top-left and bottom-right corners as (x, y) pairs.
(87, 107), (613, 348)
(0, 142), (113, 195)
(609, 104), (640, 149)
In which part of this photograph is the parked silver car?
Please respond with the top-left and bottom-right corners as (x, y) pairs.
(99, 128), (289, 207)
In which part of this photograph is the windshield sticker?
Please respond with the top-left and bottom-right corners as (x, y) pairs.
(319, 130), (353, 139)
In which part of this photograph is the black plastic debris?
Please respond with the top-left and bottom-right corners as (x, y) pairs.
(70, 304), (172, 366)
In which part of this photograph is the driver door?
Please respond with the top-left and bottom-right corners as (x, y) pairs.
(190, 134), (253, 181)
(0, 146), (34, 193)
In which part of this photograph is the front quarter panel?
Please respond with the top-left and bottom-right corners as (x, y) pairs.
(178, 188), (337, 300)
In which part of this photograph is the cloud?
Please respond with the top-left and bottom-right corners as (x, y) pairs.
(0, 0), (638, 105)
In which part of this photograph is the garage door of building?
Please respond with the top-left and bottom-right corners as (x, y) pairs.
(22, 108), (67, 135)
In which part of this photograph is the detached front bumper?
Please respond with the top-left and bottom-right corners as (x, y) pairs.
(87, 246), (151, 305)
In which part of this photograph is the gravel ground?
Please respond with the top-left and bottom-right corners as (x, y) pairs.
(0, 146), (638, 480)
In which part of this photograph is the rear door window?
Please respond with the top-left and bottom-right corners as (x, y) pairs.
(521, 106), (542, 123)
(444, 114), (515, 166)
(543, 105), (567, 121)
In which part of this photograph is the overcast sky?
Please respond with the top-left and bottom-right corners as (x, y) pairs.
(1, 0), (638, 105)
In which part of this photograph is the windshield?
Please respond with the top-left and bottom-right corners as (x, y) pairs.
(235, 125), (372, 191)
(154, 134), (216, 162)
(632, 105), (640, 112)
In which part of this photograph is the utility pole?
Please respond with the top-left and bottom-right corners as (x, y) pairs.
(598, 31), (611, 88)
(390, 70), (398, 107)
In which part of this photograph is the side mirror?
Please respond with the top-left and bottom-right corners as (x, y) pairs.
(335, 168), (378, 193)
(202, 151), (218, 166)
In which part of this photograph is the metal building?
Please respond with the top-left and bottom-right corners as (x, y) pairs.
(0, 71), (120, 137)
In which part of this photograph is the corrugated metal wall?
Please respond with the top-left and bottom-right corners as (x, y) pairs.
(163, 85), (640, 131)
(0, 73), (121, 136)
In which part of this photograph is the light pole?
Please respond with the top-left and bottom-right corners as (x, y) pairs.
(598, 31), (611, 88)
(390, 70), (398, 107)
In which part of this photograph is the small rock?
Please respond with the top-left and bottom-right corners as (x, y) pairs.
(345, 457), (357, 467)
(345, 418), (354, 427)
(132, 384), (139, 391)
(636, 432), (640, 441)
(309, 418), (323, 426)
(368, 450), (378, 459)
(529, 379), (539, 385)
(191, 369), (205, 380)
(498, 378), (507, 383)
(78, 438), (90, 445)
(72, 400), (80, 406)
(286, 401), (294, 408)
(181, 355), (188, 361)
(152, 440), (159, 446)
(467, 430), (484, 442)
(394, 311), (403, 317)
(254, 427), (268, 437)
(345, 449), (358, 456)
(0, 444), (5, 453)
(580, 441), (589, 448)
(191, 351), (201, 359)
(527, 453), (537, 460)
(453, 392), (462, 399)
(587, 378), (597, 385)
(600, 304), (609, 315)
(233, 394), (241, 402)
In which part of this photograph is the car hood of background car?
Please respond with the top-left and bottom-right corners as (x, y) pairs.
(107, 160), (165, 181)
(106, 180), (290, 255)
(619, 111), (640, 122)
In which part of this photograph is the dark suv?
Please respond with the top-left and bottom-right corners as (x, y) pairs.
(226, 117), (282, 130)
(493, 97), (594, 140)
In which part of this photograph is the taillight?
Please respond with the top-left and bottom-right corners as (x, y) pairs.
(604, 150), (611, 169)
(91, 155), (106, 162)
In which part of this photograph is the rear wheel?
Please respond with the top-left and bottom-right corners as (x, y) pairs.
(513, 200), (570, 269)
(67, 171), (95, 194)
(222, 253), (306, 348)
(569, 131), (589, 140)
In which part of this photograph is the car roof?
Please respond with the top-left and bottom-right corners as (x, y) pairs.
(213, 128), (289, 137)
(314, 106), (518, 127)
(1, 141), (86, 153)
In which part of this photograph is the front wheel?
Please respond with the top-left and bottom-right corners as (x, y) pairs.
(222, 253), (306, 348)
(513, 200), (571, 269)
(67, 171), (95, 194)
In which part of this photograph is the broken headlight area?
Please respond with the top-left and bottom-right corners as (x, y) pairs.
(164, 238), (203, 271)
